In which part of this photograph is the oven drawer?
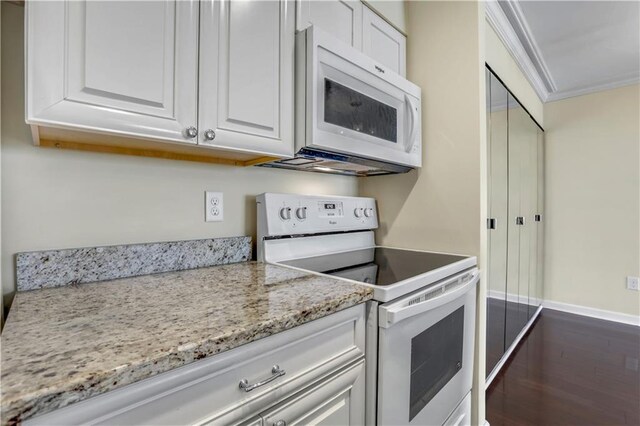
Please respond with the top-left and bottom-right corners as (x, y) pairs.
(26, 305), (366, 426)
(443, 392), (471, 426)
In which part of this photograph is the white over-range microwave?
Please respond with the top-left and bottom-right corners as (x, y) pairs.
(261, 26), (422, 176)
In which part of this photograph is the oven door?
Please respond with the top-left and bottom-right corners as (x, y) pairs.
(377, 269), (479, 426)
(303, 27), (421, 168)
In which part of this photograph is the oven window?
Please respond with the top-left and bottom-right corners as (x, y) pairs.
(409, 306), (465, 421)
(324, 79), (397, 143)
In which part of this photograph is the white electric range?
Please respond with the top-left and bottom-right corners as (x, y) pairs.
(257, 193), (479, 426)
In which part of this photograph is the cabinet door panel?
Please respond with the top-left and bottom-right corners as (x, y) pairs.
(362, 6), (406, 76)
(226, 1), (279, 130)
(69, 2), (172, 111)
(261, 360), (365, 426)
(199, 0), (294, 157)
(297, 0), (363, 49)
(27, 0), (199, 143)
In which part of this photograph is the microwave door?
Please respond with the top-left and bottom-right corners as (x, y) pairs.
(376, 271), (478, 425)
(314, 63), (407, 162)
(308, 46), (421, 168)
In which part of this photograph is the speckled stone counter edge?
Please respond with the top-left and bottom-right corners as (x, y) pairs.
(15, 237), (252, 291)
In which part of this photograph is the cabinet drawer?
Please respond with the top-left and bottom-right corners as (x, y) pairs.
(261, 359), (365, 426)
(27, 305), (365, 426)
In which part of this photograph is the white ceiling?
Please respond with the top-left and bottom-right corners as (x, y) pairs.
(489, 0), (640, 102)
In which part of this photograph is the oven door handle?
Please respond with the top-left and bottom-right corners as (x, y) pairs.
(379, 270), (479, 328)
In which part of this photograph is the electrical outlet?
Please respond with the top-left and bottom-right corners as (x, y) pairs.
(627, 276), (640, 291)
(205, 191), (224, 222)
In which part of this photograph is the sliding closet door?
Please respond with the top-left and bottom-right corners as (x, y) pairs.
(533, 129), (545, 312)
(526, 120), (541, 319)
(505, 93), (530, 348)
(486, 72), (509, 376)
(485, 67), (545, 382)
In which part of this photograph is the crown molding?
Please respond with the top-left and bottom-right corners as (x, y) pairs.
(486, 0), (640, 104)
(546, 74), (640, 102)
(485, 0), (550, 102)
(499, 0), (557, 92)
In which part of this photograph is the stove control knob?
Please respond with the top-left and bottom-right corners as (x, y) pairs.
(279, 207), (292, 221)
(354, 208), (364, 218)
(364, 208), (374, 218)
(295, 207), (307, 221)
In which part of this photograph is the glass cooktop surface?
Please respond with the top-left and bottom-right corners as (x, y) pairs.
(280, 247), (468, 286)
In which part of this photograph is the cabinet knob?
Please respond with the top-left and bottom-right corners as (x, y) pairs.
(203, 129), (216, 141)
(274, 421), (286, 426)
(184, 126), (198, 139)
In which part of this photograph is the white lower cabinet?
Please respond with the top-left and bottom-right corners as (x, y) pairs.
(26, 305), (366, 426)
(260, 360), (365, 426)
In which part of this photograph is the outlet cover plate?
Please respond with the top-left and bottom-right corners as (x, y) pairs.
(205, 191), (224, 222)
(627, 276), (639, 291)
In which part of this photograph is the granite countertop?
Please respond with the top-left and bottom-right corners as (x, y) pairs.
(0, 262), (373, 425)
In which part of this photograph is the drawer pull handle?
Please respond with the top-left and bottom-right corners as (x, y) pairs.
(239, 365), (286, 392)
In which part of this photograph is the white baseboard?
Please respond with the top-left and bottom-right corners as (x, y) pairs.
(487, 290), (542, 306)
(543, 299), (640, 327)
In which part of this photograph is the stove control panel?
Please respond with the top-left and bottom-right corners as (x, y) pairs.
(257, 193), (378, 237)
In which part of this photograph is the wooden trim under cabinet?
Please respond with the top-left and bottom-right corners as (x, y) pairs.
(34, 127), (280, 167)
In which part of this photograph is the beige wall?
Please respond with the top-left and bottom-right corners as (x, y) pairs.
(360, 1), (483, 257)
(359, 1), (487, 421)
(0, 3), (357, 306)
(485, 23), (544, 126)
(544, 84), (640, 316)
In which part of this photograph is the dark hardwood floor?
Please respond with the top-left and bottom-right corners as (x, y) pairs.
(487, 308), (640, 425)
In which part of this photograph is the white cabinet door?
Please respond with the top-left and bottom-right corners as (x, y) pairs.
(362, 6), (406, 76)
(26, 1), (199, 144)
(260, 360), (365, 426)
(198, 0), (295, 158)
(296, 0), (363, 49)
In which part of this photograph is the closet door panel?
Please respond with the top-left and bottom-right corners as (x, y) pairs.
(527, 120), (540, 319)
(486, 72), (509, 377)
(505, 93), (529, 349)
(535, 129), (545, 309)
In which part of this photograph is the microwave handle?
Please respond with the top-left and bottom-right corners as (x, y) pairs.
(379, 270), (480, 328)
(404, 95), (419, 153)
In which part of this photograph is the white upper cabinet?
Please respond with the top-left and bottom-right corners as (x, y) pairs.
(26, 0), (199, 144)
(296, 0), (363, 49)
(198, 0), (295, 157)
(296, 1), (406, 76)
(362, 5), (406, 76)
